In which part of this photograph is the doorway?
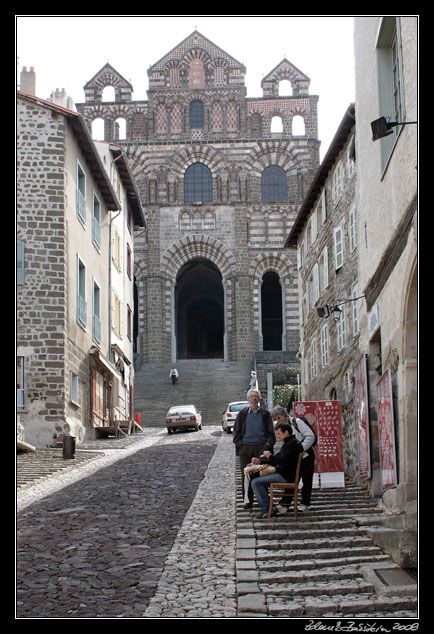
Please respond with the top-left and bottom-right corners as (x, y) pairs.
(261, 271), (283, 350)
(176, 259), (224, 358)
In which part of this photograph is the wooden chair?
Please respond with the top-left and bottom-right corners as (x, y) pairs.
(268, 452), (304, 518)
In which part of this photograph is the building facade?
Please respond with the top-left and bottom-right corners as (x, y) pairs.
(75, 31), (321, 365)
(285, 104), (361, 482)
(17, 88), (145, 446)
(353, 16), (417, 565)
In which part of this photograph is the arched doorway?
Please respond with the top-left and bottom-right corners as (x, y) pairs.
(176, 259), (224, 359)
(261, 271), (282, 350)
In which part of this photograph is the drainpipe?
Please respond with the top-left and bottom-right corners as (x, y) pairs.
(108, 152), (123, 363)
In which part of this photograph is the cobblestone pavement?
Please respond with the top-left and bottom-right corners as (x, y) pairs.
(17, 427), (236, 618)
(16, 428), (418, 621)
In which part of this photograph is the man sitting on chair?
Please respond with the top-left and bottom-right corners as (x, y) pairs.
(250, 422), (303, 519)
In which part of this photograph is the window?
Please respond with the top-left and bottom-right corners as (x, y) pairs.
(310, 339), (318, 379)
(311, 263), (319, 306)
(17, 357), (24, 409)
(376, 17), (405, 170)
(17, 241), (25, 285)
(112, 290), (123, 338)
(334, 226), (344, 270)
(320, 324), (329, 368)
(261, 165), (287, 202)
(271, 116), (283, 133)
(332, 163), (343, 203)
(112, 227), (122, 271)
(70, 371), (79, 405)
(77, 256), (87, 329)
(92, 192), (101, 251)
(189, 100), (204, 129)
(184, 162), (212, 203)
(127, 305), (132, 341)
(337, 306), (346, 351)
(76, 160), (86, 225)
(126, 244), (132, 279)
(349, 203), (357, 252)
(319, 247), (329, 293)
(352, 285), (360, 336)
(93, 281), (101, 345)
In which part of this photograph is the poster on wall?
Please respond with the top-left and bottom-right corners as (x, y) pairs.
(376, 369), (398, 490)
(355, 353), (371, 481)
(293, 401), (344, 488)
(293, 401), (319, 488)
(317, 400), (345, 487)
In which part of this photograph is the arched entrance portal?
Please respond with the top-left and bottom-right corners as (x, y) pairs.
(176, 259), (224, 359)
(261, 271), (282, 350)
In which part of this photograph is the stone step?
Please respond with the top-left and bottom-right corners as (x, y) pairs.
(266, 592), (418, 618)
(256, 526), (374, 541)
(259, 565), (373, 585)
(255, 553), (391, 571)
(262, 578), (376, 598)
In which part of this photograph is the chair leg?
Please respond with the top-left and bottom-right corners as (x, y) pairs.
(268, 485), (274, 518)
(294, 488), (298, 518)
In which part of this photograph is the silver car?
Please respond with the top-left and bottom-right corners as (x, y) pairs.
(221, 401), (249, 433)
(165, 404), (202, 434)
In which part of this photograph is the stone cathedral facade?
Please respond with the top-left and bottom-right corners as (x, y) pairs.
(76, 31), (320, 363)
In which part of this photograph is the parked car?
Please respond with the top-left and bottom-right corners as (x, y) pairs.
(221, 401), (249, 433)
(165, 405), (202, 434)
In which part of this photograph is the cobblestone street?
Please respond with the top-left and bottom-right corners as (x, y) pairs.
(17, 427), (234, 618)
(16, 427), (418, 620)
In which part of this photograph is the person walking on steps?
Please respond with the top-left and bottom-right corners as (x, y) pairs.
(271, 405), (316, 513)
(233, 388), (276, 509)
(169, 365), (179, 385)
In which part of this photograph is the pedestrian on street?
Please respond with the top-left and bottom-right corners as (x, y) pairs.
(271, 405), (316, 512)
(169, 365), (179, 385)
(250, 422), (303, 518)
(233, 388), (276, 509)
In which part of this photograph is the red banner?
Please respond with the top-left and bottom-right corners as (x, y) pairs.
(355, 354), (371, 482)
(293, 401), (344, 488)
(317, 400), (344, 487)
(376, 370), (397, 490)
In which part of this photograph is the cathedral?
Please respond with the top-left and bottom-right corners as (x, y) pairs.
(76, 30), (320, 364)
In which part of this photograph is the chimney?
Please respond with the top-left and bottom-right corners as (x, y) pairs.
(20, 66), (36, 96)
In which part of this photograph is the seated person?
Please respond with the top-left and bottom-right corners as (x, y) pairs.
(250, 422), (303, 518)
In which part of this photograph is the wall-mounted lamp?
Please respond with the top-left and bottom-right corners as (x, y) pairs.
(371, 116), (417, 141)
(317, 296), (365, 323)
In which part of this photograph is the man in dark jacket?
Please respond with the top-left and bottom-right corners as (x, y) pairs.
(233, 388), (276, 509)
(251, 422), (303, 518)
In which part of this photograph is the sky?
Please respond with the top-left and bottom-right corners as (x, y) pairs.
(16, 15), (356, 161)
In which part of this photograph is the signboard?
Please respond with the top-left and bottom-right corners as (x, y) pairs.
(355, 354), (371, 481)
(317, 400), (345, 487)
(376, 369), (398, 490)
(293, 401), (319, 487)
(293, 400), (344, 488)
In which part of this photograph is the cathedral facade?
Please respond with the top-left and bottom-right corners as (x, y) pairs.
(76, 31), (320, 363)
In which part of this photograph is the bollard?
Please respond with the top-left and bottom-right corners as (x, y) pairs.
(62, 435), (76, 459)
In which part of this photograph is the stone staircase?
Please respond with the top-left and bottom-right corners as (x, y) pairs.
(133, 359), (253, 427)
(236, 472), (418, 618)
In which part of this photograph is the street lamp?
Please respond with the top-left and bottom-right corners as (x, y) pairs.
(370, 116), (417, 141)
(316, 296), (365, 323)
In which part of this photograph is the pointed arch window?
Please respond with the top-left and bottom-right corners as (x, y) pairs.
(189, 100), (204, 129)
(184, 162), (212, 203)
(261, 165), (287, 202)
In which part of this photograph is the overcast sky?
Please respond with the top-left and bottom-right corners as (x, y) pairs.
(16, 15), (356, 160)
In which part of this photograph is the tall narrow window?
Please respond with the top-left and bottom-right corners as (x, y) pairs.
(189, 100), (204, 129)
(334, 226), (344, 270)
(261, 165), (287, 202)
(93, 281), (101, 345)
(17, 241), (25, 285)
(92, 192), (101, 251)
(77, 256), (87, 329)
(184, 162), (212, 203)
(320, 323), (329, 368)
(376, 17), (405, 170)
(17, 357), (24, 410)
(76, 160), (86, 225)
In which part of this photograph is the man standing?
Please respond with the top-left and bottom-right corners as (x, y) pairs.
(233, 388), (276, 509)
